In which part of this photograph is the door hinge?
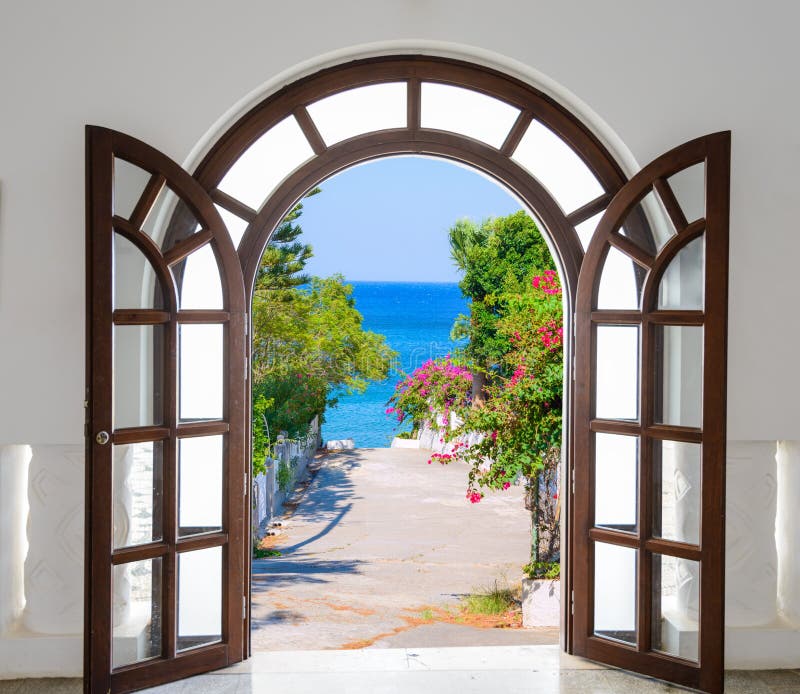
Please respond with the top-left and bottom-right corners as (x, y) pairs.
(244, 472), (248, 497)
(571, 590), (575, 615)
(571, 469), (575, 495)
(242, 595), (247, 619)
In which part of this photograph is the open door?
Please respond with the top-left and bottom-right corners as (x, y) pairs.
(85, 127), (248, 693)
(572, 132), (730, 693)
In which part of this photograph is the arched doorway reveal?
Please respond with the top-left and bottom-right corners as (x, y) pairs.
(85, 55), (729, 693)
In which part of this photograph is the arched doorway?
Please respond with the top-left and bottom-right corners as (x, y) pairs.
(85, 55), (729, 693)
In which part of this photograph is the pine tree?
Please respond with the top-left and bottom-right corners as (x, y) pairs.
(253, 187), (320, 297)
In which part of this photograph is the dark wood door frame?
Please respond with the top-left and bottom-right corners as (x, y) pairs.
(573, 132), (730, 694)
(85, 127), (247, 693)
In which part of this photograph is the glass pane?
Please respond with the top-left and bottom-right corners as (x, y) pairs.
(178, 435), (223, 537)
(140, 184), (201, 253)
(420, 82), (520, 149)
(114, 158), (152, 222)
(652, 554), (700, 662)
(653, 441), (701, 545)
(177, 244), (223, 310)
(667, 163), (705, 225)
(621, 190), (675, 254)
(215, 204), (249, 249)
(114, 233), (164, 310)
(655, 326), (703, 428)
(594, 434), (638, 533)
(596, 247), (642, 310)
(177, 546), (222, 651)
(112, 558), (162, 669)
(113, 441), (163, 549)
(179, 324), (224, 421)
(595, 325), (639, 420)
(657, 236), (705, 311)
(575, 211), (603, 252)
(594, 542), (637, 645)
(218, 115), (314, 210)
(308, 83), (407, 147)
(512, 119), (605, 214)
(114, 324), (164, 429)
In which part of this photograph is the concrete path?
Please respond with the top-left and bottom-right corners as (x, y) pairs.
(250, 447), (559, 651)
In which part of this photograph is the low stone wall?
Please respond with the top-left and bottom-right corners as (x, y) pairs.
(252, 417), (321, 537)
(416, 412), (484, 454)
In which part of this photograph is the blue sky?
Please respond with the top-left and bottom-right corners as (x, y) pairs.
(293, 156), (523, 282)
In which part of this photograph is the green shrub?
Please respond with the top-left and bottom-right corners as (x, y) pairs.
(276, 456), (299, 494)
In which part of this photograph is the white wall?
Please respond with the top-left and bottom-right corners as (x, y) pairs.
(1, 0), (800, 675)
(1, 1), (799, 442)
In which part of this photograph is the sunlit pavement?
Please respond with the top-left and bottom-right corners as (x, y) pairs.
(249, 447), (553, 651)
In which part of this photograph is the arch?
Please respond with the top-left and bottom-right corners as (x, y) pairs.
(161, 54), (662, 658)
(164, 56), (651, 303)
(160, 55), (662, 667)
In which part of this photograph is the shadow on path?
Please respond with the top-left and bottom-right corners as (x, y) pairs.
(252, 556), (364, 588)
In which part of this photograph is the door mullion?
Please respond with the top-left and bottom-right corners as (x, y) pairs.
(163, 317), (178, 660)
(637, 318), (654, 653)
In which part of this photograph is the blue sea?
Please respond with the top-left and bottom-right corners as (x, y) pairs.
(322, 281), (468, 447)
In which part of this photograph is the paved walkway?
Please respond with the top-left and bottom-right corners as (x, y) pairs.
(250, 447), (558, 651)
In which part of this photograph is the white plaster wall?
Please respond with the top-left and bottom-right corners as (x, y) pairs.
(1, 0), (800, 677)
(0, 1), (799, 442)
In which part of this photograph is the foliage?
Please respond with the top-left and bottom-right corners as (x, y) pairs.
(251, 191), (395, 470)
(253, 547), (281, 559)
(432, 213), (564, 571)
(254, 188), (319, 296)
(449, 211), (555, 373)
(523, 561), (560, 580)
(276, 456), (299, 494)
(251, 275), (394, 465)
(461, 581), (518, 615)
(386, 356), (473, 431)
(440, 268), (563, 501)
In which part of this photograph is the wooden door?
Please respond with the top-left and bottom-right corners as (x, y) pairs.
(85, 127), (248, 693)
(572, 132), (730, 693)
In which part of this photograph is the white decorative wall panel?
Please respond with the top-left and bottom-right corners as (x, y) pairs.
(725, 441), (778, 627)
(22, 445), (84, 635)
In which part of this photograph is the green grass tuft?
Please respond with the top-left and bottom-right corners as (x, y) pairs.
(462, 581), (518, 615)
(253, 547), (281, 558)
